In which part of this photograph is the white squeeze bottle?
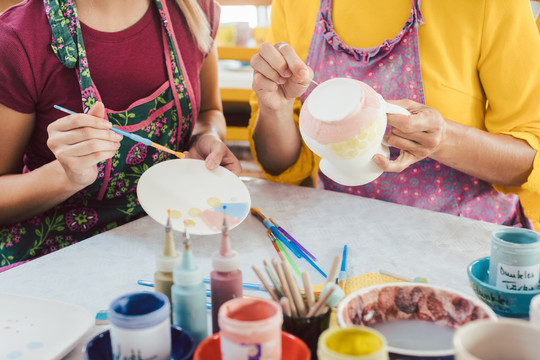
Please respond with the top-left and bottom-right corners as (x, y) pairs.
(154, 210), (182, 308)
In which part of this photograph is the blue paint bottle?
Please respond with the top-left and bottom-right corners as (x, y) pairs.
(171, 225), (208, 345)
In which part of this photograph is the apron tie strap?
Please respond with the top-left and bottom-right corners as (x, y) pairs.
(44, 0), (80, 69)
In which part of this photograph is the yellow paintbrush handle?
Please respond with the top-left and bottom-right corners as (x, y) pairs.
(151, 142), (185, 159)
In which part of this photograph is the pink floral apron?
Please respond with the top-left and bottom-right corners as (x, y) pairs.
(301, 0), (532, 228)
(0, 0), (196, 269)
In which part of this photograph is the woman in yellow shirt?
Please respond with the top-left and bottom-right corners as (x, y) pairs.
(248, 0), (540, 230)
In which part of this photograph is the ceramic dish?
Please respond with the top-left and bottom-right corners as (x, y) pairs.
(83, 326), (195, 360)
(193, 331), (310, 360)
(467, 256), (540, 317)
(336, 283), (497, 360)
(137, 159), (251, 235)
(0, 293), (93, 360)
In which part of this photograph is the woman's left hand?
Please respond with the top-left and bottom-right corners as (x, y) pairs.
(184, 133), (242, 176)
(372, 99), (447, 172)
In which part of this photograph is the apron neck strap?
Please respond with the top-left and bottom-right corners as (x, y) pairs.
(44, 0), (81, 69)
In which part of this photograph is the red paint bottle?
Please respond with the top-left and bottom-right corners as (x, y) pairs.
(210, 211), (242, 333)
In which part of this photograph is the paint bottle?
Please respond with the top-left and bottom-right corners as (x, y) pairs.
(210, 211), (242, 333)
(154, 210), (182, 308)
(317, 326), (388, 360)
(171, 225), (208, 345)
(218, 298), (283, 360)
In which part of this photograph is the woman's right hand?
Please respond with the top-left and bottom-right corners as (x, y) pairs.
(46, 102), (122, 189)
(250, 42), (313, 110)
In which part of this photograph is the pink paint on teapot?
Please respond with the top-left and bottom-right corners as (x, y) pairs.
(299, 79), (382, 145)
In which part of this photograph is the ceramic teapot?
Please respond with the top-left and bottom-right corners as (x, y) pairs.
(299, 78), (409, 186)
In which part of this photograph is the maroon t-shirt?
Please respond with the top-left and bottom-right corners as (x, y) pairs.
(0, 0), (219, 171)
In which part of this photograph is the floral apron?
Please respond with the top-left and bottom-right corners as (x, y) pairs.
(0, 0), (195, 269)
(301, 0), (532, 228)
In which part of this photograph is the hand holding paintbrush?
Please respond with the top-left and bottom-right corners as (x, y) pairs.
(54, 105), (185, 159)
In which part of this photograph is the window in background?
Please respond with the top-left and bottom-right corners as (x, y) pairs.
(217, 5), (270, 48)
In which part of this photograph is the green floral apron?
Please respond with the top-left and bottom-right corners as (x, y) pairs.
(0, 0), (195, 268)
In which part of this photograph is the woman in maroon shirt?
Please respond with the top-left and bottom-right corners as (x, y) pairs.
(0, 0), (240, 269)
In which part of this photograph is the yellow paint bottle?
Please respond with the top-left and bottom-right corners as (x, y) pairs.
(317, 326), (388, 360)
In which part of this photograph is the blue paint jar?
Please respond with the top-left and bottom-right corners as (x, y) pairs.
(488, 228), (540, 291)
(108, 292), (171, 360)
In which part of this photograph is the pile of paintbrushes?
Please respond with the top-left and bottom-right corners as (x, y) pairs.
(252, 254), (344, 318)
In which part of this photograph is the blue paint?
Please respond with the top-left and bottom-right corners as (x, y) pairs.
(7, 351), (22, 359)
(27, 342), (44, 350)
(212, 203), (249, 219)
(108, 292), (169, 329)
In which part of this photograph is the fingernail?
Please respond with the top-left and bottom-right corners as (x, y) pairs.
(282, 69), (292, 77)
(299, 68), (308, 77)
(278, 77), (287, 84)
(206, 158), (217, 169)
(114, 133), (123, 140)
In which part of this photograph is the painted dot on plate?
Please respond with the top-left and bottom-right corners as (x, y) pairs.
(7, 351), (22, 359)
(27, 342), (44, 350)
(188, 208), (202, 217)
(207, 197), (222, 207)
(169, 210), (182, 219)
(184, 219), (196, 227)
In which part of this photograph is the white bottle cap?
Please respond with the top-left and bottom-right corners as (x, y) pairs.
(212, 249), (240, 272)
(156, 253), (182, 273)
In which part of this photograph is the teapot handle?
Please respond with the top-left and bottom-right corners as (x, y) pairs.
(385, 102), (410, 116)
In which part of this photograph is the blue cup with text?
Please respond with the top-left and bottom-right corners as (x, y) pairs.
(488, 228), (540, 291)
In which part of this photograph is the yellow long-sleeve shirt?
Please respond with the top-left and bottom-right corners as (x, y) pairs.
(248, 0), (540, 229)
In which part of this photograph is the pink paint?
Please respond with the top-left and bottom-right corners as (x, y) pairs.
(299, 79), (382, 144)
(210, 216), (242, 334)
(218, 298), (283, 360)
(201, 210), (241, 232)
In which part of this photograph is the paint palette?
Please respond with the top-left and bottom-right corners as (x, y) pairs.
(137, 159), (251, 235)
(0, 293), (93, 360)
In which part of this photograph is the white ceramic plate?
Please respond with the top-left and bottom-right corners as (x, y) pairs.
(0, 293), (93, 360)
(137, 159), (251, 235)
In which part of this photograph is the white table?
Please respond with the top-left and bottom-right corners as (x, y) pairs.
(0, 178), (502, 359)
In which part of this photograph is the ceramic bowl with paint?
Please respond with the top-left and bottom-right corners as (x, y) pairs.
(83, 325), (196, 360)
(193, 331), (310, 360)
(299, 77), (409, 186)
(468, 256), (540, 317)
(336, 283), (497, 359)
(453, 318), (540, 360)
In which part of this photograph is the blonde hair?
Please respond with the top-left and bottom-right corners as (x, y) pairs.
(175, 0), (213, 53)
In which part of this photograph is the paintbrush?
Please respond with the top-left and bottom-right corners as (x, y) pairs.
(53, 105), (185, 159)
